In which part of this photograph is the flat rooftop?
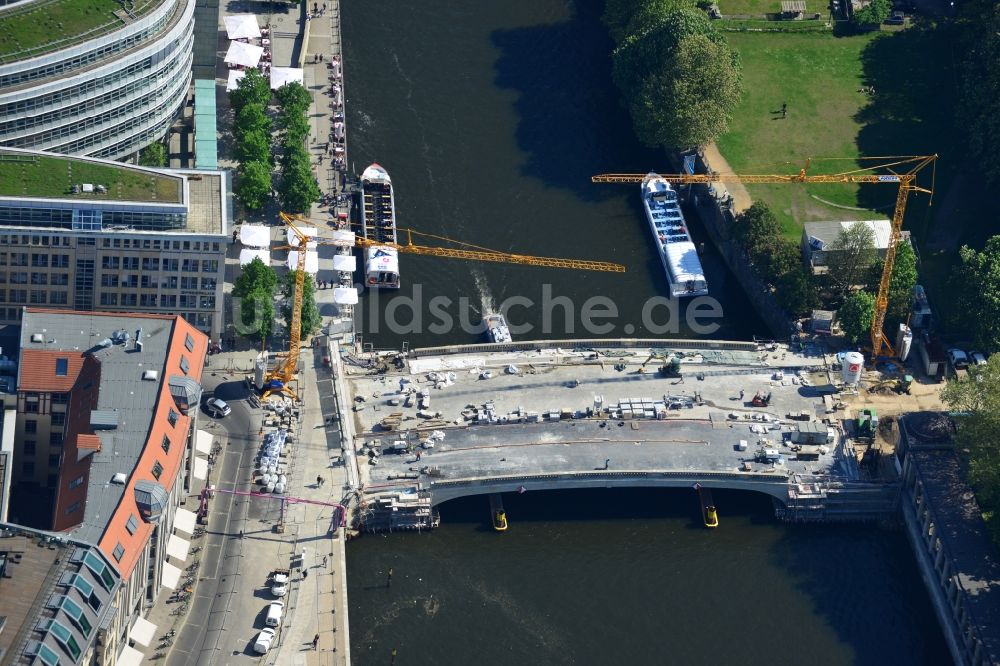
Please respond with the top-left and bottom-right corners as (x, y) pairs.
(0, 149), (182, 204)
(19, 310), (178, 544)
(0, 0), (167, 63)
(183, 171), (226, 235)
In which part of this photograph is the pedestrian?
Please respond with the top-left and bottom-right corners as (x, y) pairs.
(739, 389), (745, 400)
(781, 102), (787, 119)
(604, 458), (610, 470)
(313, 633), (319, 649)
(303, 569), (308, 579)
(239, 529), (244, 539)
(317, 474), (323, 486)
(322, 555), (328, 566)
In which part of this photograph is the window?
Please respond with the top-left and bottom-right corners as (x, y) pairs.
(59, 596), (92, 637)
(184, 333), (195, 351)
(30, 253), (48, 267)
(22, 461), (34, 474)
(82, 551), (114, 590)
(99, 293), (118, 306)
(51, 273), (69, 286)
(49, 619), (81, 660)
(30, 290), (47, 304)
(179, 356), (189, 374)
(51, 393), (68, 405)
(126, 513), (139, 534)
(48, 454), (60, 468)
(100, 274), (119, 288)
(160, 294), (177, 308)
(37, 643), (60, 666)
(52, 254), (69, 268)
(23, 393), (39, 413)
(161, 435), (170, 454)
(50, 291), (68, 305)
(24, 441), (36, 454)
(65, 501), (80, 514)
(101, 256), (119, 270)
(51, 412), (65, 426)
(202, 260), (219, 273)
(25, 419), (37, 433)
(122, 257), (139, 270)
(112, 543), (124, 562)
(151, 461), (163, 480)
(140, 294), (156, 307)
(50, 432), (63, 447)
(167, 408), (179, 426)
(69, 475), (84, 489)
(55, 358), (68, 376)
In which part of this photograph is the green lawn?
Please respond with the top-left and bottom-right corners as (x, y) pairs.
(0, 0), (154, 61)
(716, 32), (891, 239)
(718, 0), (828, 15)
(0, 155), (182, 203)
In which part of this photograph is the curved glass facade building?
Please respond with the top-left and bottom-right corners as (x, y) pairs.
(0, 0), (195, 159)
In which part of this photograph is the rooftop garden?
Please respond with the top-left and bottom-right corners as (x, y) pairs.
(0, 0), (162, 62)
(0, 152), (182, 203)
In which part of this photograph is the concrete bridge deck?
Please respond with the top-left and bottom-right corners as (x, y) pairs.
(340, 342), (879, 522)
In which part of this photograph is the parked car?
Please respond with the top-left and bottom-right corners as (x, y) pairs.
(270, 569), (290, 598)
(265, 601), (284, 628)
(970, 351), (988, 366)
(204, 397), (231, 417)
(253, 627), (276, 654)
(947, 348), (969, 369)
(885, 11), (905, 25)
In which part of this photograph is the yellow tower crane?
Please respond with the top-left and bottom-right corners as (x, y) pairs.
(261, 211), (626, 399)
(592, 154), (937, 358)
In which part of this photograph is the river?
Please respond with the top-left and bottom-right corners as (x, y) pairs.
(340, 1), (949, 663)
(342, 0), (767, 350)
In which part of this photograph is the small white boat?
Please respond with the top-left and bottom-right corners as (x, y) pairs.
(483, 312), (512, 343)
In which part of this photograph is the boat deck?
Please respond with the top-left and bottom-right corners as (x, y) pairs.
(362, 180), (396, 245)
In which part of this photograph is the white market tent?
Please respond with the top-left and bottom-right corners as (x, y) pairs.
(287, 251), (319, 274)
(240, 224), (270, 248)
(334, 287), (359, 305)
(224, 14), (261, 40)
(225, 41), (264, 68)
(270, 67), (305, 90)
(226, 69), (247, 92)
(287, 227), (318, 249)
(239, 248), (271, 266)
(332, 254), (357, 272)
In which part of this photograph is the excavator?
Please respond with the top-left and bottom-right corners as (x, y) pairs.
(260, 211), (626, 400)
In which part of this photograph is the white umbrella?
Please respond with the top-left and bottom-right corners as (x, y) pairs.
(225, 41), (264, 68)
(239, 249), (270, 266)
(333, 254), (356, 272)
(287, 227), (318, 249)
(226, 69), (247, 92)
(333, 287), (359, 305)
(270, 67), (305, 90)
(239, 224), (270, 247)
(224, 14), (261, 40)
(287, 251), (319, 274)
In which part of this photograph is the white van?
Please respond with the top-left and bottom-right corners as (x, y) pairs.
(265, 601), (284, 628)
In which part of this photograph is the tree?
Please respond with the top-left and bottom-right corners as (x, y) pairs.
(853, 0), (892, 25)
(233, 256), (278, 298)
(237, 129), (273, 166)
(951, 236), (1000, 353)
(960, 2), (1000, 187)
(775, 269), (818, 316)
(239, 287), (275, 342)
(278, 155), (320, 213)
(827, 222), (877, 296)
(234, 102), (271, 142)
(734, 202), (781, 259)
(838, 290), (876, 343)
(759, 239), (801, 286)
(229, 68), (271, 112)
(139, 143), (167, 167)
(277, 112), (310, 145)
(602, 0), (695, 44)
(275, 82), (312, 114)
(282, 270), (321, 337)
(941, 354), (1000, 538)
(235, 160), (273, 211)
(622, 33), (742, 150)
(887, 241), (917, 325)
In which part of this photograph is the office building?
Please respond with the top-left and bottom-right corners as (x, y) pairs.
(0, 0), (195, 159)
(1, 309), (209, 665)
(0, 147), (228, 338)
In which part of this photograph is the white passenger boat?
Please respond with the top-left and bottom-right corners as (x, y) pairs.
(642, 173), (708, 297)
(483, 313), (512, 343)
(360, 163), (400, 289)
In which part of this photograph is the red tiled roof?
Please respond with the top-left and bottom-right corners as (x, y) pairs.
(18, 350), (86, 392)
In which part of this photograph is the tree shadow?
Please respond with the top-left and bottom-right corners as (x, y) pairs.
(489, 0), (662, 201)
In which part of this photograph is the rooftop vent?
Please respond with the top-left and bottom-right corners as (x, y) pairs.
(111, 473), (127, 485)
(90, 409), (118, 430)
(142, 370), (158, 381)
(134, 328), (143, 353)
(30, 333), (43, 343)
(110, 329), (129, 345)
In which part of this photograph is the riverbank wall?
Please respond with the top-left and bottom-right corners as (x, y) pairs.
(671, 152), (794, 339)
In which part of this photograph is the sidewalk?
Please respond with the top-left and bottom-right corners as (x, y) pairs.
(269, 345), (351, 666)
